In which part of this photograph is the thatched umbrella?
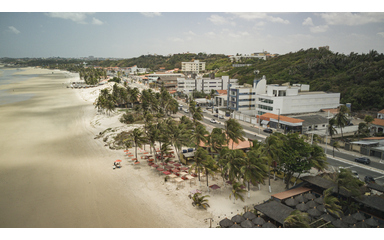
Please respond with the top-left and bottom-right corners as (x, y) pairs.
(307, 207), (322, 218)
(231, 214), (245, 224)
(343, 214), (357, 225)
(240, 219), (255, 228)
(352, 211), (365, 221)
(252, 216), (265, 226)
(320, 213), (336, 222)
(332, 218), (348, 228)
(285, 197), (299, 207)
(365, 217), (379, 227)
(316, 204), (325, 213)
(294, 194), (307, 203)
(243, 211), (257, 220)
(219, 218), (234, 228)
(296, 202), (309, 212)
(305, 200), (318, 209)
(253, 224), (262, 228)
(262, 221), (277, 228)
(230, 222), (242, 228)
(356, 220), (369, 228)
(314, 196), (323, 204)
(349, 224), (357, 228)
(304, 192), (316, 200)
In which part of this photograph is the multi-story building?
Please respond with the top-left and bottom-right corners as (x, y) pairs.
(177, 76), (238, 94)
(181, 60), (205, 74)
(228, 76), (340, 116)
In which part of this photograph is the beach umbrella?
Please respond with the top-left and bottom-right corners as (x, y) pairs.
(294, 194), (307, 203)
(252, 216), (266, 226)
(165, 165), (173, 170)
(173, 163), (181, 167)
(134, 161), (140, 165)
(168, 161), (174, 164)
(243, 211), (257, 220)
(307, 207), (322, 218)
(304, 192), (316, 200)
(332, 218), (348, 228)
(365, 217), (379, 227)
(229, 222), (241, 228)
(159, 162), (167, 166)
(163, 171), (171, 175)
(316, 204), (325, 213)
(343, 214), (357, 225)
(151, 164), (159, 168)
(314, 196), (324, 204)
(253, 224), (262, 228)
(262, 221), (277, 228)
(352, 211), (365, 221)
(305, 200), (318, 209)
(148, 162), (154, 166)
(296, 202), (309, 212)
(157, 167), (165, 171)
(180, 167), (189, 171)
(285, 197), (299, 207)
(172, 168), (180, 173)
(350, 224), (357, 228)
(114, 160), (122, 162)
(356, 220), (369, 228)
(219, 218), (234, 228)
(231, 214), (245, 224)
(320, 213), (336, 223)
(226, 180), (233, 185)
(209, 184), (221, 190)
(240, 219), (255, 228)
(190, 189), (201, 194)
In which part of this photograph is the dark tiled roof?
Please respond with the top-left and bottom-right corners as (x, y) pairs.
(354, 195), (384, 212)
(254, 200), (294, 224)
(367, 183), (384, 193)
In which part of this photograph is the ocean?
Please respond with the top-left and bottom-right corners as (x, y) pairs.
(0, 67), (37, 105)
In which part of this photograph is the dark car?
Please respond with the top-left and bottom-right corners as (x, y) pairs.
(213, 114), (218, 118)
(263, 128), (273, 133)
(355, 157), (371, 165)
(364, 176), (375, 184)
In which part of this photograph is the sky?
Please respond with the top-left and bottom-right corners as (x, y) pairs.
(1, 1), (384, 59)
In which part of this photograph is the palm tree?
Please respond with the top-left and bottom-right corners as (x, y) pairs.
(168, 121), (192, 163)
(261, 133), (283, 192)
(225, 118), (245, 149)
(207, 128), (226, 158)
(331, 141), (340, 157)
(219, 148), (245, 183)
(189, 193), (210, 210)
(283, 210), (311, 228)
(333, 105), (349, 139)
(201, 154), (218, 192)
(323, 188), (343, 218)
(189, 147), (209, 187)
(241, 148), (268, 198)
(130, 128), (147, 162)
(229, 181), (246, 204)
(327, 118), (338, 140)
(191, 123), (209, 167)
(355, 122), (369, 140)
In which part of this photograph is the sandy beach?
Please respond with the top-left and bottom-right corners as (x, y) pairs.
(0, 68), (285, 228)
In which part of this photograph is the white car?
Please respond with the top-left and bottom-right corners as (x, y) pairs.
(218, 115), (224, 119)
(179, 104), (183, 107)
(184, 109), (189, 113)
(210, 119), (217, 123)
(203, 109), (207, 113)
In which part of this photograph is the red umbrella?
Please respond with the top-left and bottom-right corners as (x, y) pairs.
(168, 161), (174, 164)
(124, 150), (129, 152)
(157, 168), (165, 171)
(151, 164), (159, 168)
(147, 159), (154, 162)
(148, 162), (154, 166)
(134, 161), (140, 165)
(173, 163), (181, 167)
(165, 165), (173, 170)
(210, 184), (221, 190)
(159, 162), (167, 166)
(172, 168), (180, 173)
(163, 171), (171, 175)
(180, 167), (189, 171)
(115, 160), (122, 162)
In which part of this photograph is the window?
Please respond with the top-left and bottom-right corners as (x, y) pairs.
(258, 98), (273, 104)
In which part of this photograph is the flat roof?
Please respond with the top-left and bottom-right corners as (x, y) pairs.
(271, 187), (312, 200)
(350, 141), (379, 145)
(254, 200), (294, 225)
(296, 115), (329, 127)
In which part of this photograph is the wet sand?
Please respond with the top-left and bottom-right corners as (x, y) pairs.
(0, 68), (208, 228)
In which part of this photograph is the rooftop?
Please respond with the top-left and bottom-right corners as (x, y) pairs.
(372, 118), (384, 126)
(260, 112), (304, 124)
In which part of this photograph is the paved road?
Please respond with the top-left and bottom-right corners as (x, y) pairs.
(177, 103), (384, 185)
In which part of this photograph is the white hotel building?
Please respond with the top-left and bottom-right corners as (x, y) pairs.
(181, 60), (206, 74)
(229, 76), (340, 116)
(177, 76), (238, 94)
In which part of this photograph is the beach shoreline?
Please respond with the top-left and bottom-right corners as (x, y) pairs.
(0, 67), (285, 228)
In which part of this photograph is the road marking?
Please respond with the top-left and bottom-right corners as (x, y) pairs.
(327, 155), (384, 175)
(374, 175), (384, 180)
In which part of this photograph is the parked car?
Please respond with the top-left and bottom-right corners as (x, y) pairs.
(219, 115), (224, 119)
(351, 170), (359, 179)
(213, 114), (218, 118)
(184, 109), (189, 113)
(364, 176), (375, 184)
(210, 119), (217, 124)
(179, 104), (183, 107)
(202, 109), (207, 113)
(355, 157), (370, 165)
(263, 128), (273, 133)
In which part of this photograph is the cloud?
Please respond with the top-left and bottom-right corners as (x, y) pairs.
(229, 12), (289, 24)
(302, 17), (314, 26)
(169, 37), (183, 42)
(320, 12), (384, 26)
(377, 32), (384, 38)
(140, 12), (162, 17)
(207, 14), (227, 25)
(8, 26), (20, 34)
(92, 17), (103, 25)
(45, 12), (94, 24)
(309, 25), (329, 33)
(184, 30), (195, 36)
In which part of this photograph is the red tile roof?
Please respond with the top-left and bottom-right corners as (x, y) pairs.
(259, 113), (304, 124)
(199, 136), (252, 150)
(322, 108), (339, 114)
(216, 90), (227, 95)
(379, 109), (384, 114)
(362, 137), (384, 140)
(372, 118), (384, 126)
